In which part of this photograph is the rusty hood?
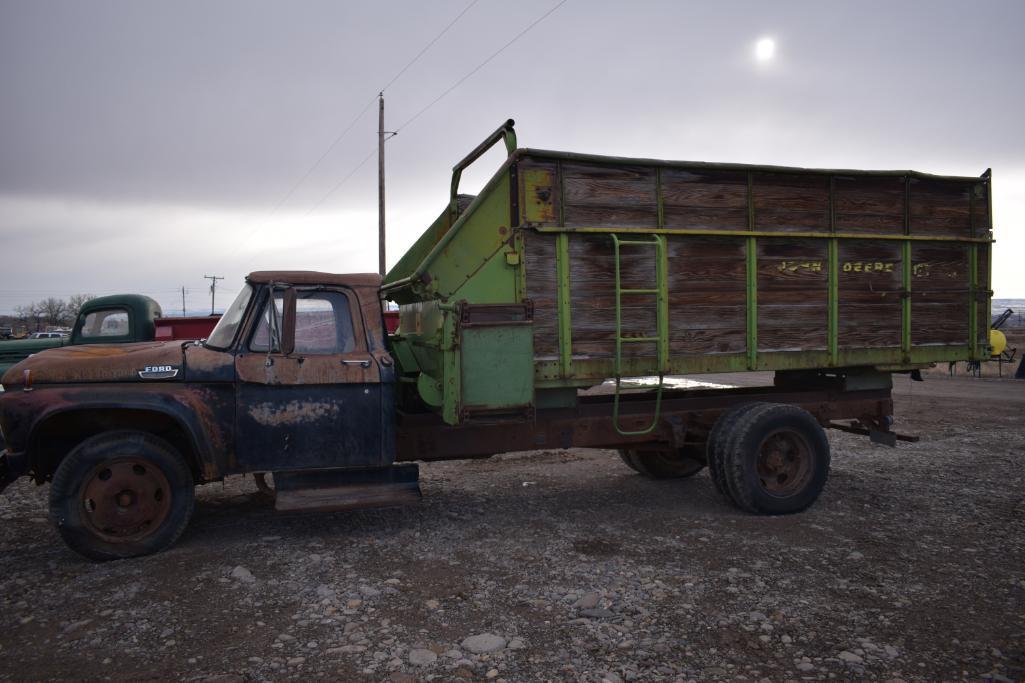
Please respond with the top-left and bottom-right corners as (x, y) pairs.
(1, 341), (186, 387)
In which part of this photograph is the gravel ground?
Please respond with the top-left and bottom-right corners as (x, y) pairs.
(1, 373), (1023, 682)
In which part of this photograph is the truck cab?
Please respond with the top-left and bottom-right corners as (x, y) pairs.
(0, 271), (399, 560)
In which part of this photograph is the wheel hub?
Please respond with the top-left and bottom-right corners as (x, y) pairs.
(756, 431), (812, 496)
(81, 458), (172, 543)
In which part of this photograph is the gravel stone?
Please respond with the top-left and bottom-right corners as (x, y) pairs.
(461, 633), (507, 654)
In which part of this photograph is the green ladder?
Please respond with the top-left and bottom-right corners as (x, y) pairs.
(611, 233), (670, 436)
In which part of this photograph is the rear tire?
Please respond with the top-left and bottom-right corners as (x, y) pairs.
(706, 403), (762, 503)
(617, 445), (706, 479)
(50, 430), (195, 561)
(721, 403), (830, 514)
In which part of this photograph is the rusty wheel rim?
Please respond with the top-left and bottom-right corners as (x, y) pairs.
(80, 458), (172, 543)
(756, 430), (812, 497)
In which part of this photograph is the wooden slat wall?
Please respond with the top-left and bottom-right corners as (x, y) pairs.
(561, 164), (658, 228)
(667, 237), (747, 355)
(834, 175), (905, 235)
(520, 155), (985, 241)
(524, 231), (981, 361)
(518, 155), (986, 362)
(910, 243), (970, 345)
(837, 241), (903, 348)
(909, 178), (971, 239)
(757, 239), (829, 351)
(752, 173), (830, 233)
(977, 243), (991, 345)
(523, 232), (559, 359)
(661, 169), (748, 231)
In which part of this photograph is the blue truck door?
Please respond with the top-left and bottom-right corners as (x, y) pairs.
(234, 287), (388, 472)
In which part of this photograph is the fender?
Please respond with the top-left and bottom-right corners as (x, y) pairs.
(13, 383), (235, 481)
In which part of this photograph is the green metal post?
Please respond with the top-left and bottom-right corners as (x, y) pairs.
(746, 172), (757, 369)
(556, 232), (573, 377)
(655, 234), (669, 370)
(828, 238), (839, 365)
(745, 236), (758, 370)
(969, 242), (978, 358)
(902, 176), (912, 359)
(901, 240), (912, 358)
(655, 167), (664, 229)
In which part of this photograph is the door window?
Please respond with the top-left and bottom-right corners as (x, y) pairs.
(249, 290), (356, 354)
(295, 292), (356, 354)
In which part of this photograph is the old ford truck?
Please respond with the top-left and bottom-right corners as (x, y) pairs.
(0, 121), (993, 560)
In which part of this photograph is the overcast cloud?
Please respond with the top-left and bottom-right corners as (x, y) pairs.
(1, 0), (1023, 314)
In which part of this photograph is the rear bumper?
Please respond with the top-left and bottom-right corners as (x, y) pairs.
(0, 449), (27, 494)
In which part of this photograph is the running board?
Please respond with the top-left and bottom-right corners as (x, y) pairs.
(272, 464), (421, 513)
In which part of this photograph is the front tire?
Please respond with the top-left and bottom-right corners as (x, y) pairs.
(49, 430), (195, 561)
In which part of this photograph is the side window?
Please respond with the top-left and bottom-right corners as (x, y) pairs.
(249, 292), (285, 352)
(295, 291), (356, 354)
(79, 309), (130, 339)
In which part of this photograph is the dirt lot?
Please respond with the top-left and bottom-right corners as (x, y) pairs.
(1, 372), (1023, 682)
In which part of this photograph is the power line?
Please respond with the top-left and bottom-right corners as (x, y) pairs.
(306, 146), (379, 215)
(262, 0), (483, 222)
(395, 0), (568, 132)
(379, 0), (482, 94)
(264, 95), (378, 216)
(306, 0), (568, 216)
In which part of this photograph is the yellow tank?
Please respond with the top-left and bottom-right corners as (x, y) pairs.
(990, 329), (1007, 357)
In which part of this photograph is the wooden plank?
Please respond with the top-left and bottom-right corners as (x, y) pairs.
(909, 177), (972, 238)
(661, 169), (749, 231)
(523, 231), (559, 356)
(753, 172), (830, 232)
(562, 162), (658, 228)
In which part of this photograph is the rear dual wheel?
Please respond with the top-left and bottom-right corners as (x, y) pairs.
(707, 403), (830, 514)
(50, 430), (195, 561)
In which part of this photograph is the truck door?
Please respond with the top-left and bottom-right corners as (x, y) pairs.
(234, 287), (388, 472)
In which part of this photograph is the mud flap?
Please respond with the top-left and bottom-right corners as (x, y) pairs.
(272, 464), (421, 513)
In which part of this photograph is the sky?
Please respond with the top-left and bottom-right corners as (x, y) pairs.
(1, 0), (1023, 315)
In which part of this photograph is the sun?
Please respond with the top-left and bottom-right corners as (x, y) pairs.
(755, 37), (776, 62)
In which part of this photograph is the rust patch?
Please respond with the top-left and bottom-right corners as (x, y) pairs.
(3, 342), (185, 385)
(248, 400), (341, 426)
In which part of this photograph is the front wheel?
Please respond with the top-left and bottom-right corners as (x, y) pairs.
(49, 430), (195, 561)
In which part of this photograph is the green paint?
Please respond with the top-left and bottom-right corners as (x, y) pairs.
(828, 238), (839, 365)
(461, 324), (534, 409)
(556, 233), (573, 377)
(746, 236), (758, 370)
(969, 242), (978, 358)
(901, 240), (912, 358)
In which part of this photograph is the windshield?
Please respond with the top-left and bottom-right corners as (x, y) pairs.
(204, 284), (253, 350)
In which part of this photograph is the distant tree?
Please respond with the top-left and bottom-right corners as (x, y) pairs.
(14, 302), (45, 332)
(40, 297), (66, 328)
(65, 293), (95, 324)
(13, 304), (36, 331)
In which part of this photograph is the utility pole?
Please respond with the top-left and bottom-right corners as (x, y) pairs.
(181, 286), (187, 317)
(204, 275), (223, 315)
(378, 92), (386, 276)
